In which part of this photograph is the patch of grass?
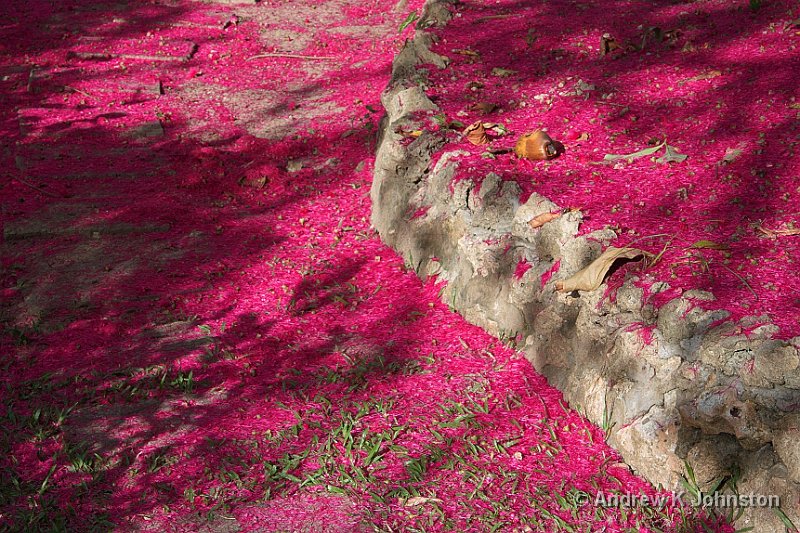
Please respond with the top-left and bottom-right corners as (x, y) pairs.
(170, 370), (195, 394)
(5, 324), (37, 346)
(146, 448), (180, 474)
(601, 397), (615, 439)
(772, 506), (797, 530)
(64, 441), (101, 474)
(100, 364), (202, 400)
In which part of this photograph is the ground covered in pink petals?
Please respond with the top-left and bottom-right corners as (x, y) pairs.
(421, 0), (800, 338)
(0, 0), (742, 531)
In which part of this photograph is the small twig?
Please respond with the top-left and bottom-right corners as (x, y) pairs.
(721, 264), (759, 301)
(26, 68), (38, 93)
(623, 232), (673, 250)
(67, 51), (194, 62)
(64, 85), (91, 97)
(246, 53), (335, 61)
(754, 223), (800, 238)
(476, 14), (514, 22)
(11, 175), (65, 198)
(67, 51), (113, 61)
(648, 235), (676, 268)
(120, 53), (193, 62)
(594, 101), (628, 108)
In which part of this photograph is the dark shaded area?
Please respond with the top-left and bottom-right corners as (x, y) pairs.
(1, 0), (427, 529)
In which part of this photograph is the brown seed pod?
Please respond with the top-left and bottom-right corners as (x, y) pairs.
(514, 129), (558, 160)
(463, 121), (490, 145)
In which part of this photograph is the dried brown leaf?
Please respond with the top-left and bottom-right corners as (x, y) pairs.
(754, 224), (800, 238)
(286, 160), (303, 173)
(720, 147), (743, 165)
(393, 122), (422, 137)
(556, 247), (650, 292)
(482, 122), (508, 136)
(453, 48), (480, 57)
(404, 496), (442, 507)
(470, 102), (498, 114)
(680, 70), (722, 85)
(238, 175), (267, 189)
(491, 67), (517, 78)
(528, 211), (562, 229)
(600, 33), (621, 56)
(463, 121), (489, 145)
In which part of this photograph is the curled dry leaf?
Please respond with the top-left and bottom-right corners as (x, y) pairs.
(556, 247), (650, 293)
(394, 126), (422, 138)
(482, 122), (508, 136)
(528, 210), (562, 229)
(754, 224), (800, 238)
(470, 102), (498, 114)
(643, 26), (664, 43)
(514, 129), (558, 160)
(720, 147), (743, 165)
(404, 496), (442, 507)
(491, 67), (517, 77)
(453, 48), (480, 57)
(238, 175), (267, 189)
(600, 33), (621, 56)
(680, 70), (722, 85)
(463, 121), (489, 145)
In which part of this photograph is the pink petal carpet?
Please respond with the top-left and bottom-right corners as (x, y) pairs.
(421, 0), (800, 339)
(3, 0), (792, 530)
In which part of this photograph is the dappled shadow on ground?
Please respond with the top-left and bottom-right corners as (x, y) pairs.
(422, 0), (800, 336)
(1, 0), (432, 528)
